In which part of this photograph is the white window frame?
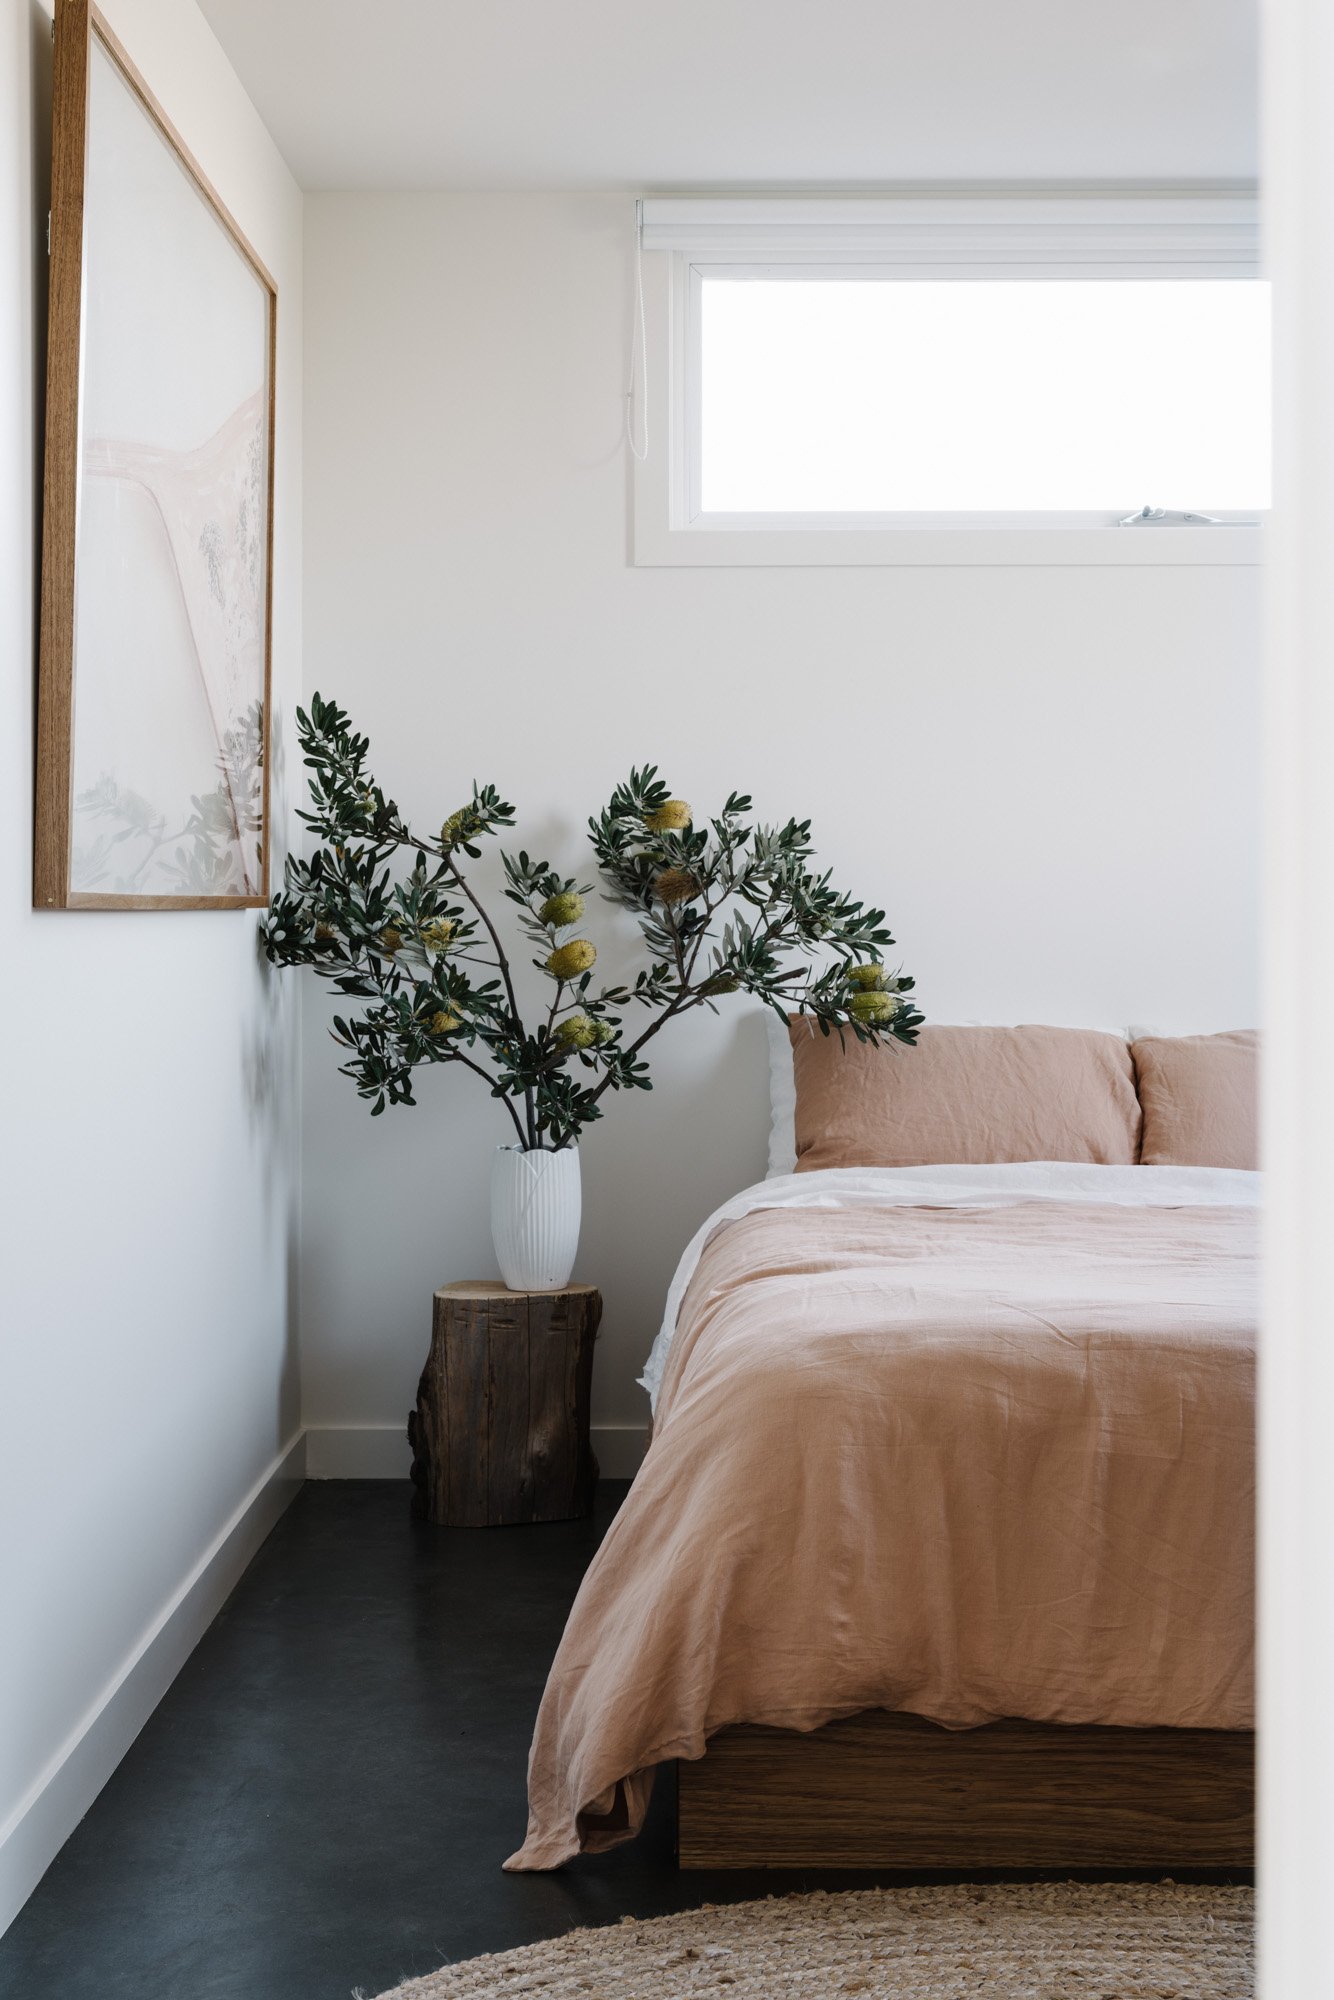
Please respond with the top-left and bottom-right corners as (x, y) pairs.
(631, 193), (1264, 568)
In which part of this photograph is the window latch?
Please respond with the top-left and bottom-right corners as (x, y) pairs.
(1118, 505), (1223, 527)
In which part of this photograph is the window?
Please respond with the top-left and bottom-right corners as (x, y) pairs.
(701, 278), (1269, 516)
(632, 196), (1266, 567)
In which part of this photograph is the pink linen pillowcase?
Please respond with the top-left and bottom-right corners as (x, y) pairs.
(789, 1020), (1141, 1172)
(1132, 1031), (1258, 1169)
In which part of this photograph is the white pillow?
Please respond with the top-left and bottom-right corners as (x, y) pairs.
(765, 1013), (1142, 1180)
(765, 1008), (799, 1178)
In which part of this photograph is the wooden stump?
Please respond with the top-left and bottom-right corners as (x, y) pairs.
(407, 1281), (600, 1526)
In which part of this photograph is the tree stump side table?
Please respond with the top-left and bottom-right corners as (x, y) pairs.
(407, 1281), (601, 1526)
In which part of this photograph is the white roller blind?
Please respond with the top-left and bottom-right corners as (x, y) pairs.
(639, 193), (1260, 277)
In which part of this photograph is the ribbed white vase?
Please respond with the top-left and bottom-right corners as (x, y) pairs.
(490, 1144), (582, 1292)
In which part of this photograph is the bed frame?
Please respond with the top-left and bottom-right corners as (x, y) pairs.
(676, 1710), (1254, 1870)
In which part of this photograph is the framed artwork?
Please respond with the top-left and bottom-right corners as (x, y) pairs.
(35, 0), (275, 910)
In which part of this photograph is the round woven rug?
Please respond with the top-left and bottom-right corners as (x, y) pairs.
(371, 1881), (1254, 1998)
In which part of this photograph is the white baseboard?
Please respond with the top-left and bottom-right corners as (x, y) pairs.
(0, 1432), (305, 1939)
(304, 1421), (648, 1481)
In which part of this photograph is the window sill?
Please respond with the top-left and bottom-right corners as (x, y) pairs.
(632, 518), (1264, 569)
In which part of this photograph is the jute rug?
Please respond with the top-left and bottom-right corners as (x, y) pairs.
(370, 1881), (1254, 1997)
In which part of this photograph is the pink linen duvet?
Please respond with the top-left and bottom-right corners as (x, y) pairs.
(507, 1164), (1257, 1871)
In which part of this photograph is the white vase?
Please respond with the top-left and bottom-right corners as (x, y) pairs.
(490, 1144), (582, 1292)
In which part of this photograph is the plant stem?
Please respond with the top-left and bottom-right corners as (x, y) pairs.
(445, 856), (537, 1148)
(334, 815), (543, 1149)
(581, 985), (704, 1113)
(449, 1049), (528, 1146)
(333, 907), (530, 1147)
(664, 905), (688, 985)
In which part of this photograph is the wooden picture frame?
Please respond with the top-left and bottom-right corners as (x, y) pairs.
(35, 0), (276, 911)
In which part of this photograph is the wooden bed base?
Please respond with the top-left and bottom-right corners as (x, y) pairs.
(677, 1710), (1254, 1870)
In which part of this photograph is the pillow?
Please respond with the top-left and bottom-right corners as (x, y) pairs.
(1132, 1031), (1258, 1168)
(766, 1007), (800, 1176)
(766, 1012), (1139, 1178)
(789, 1020), (1141, 1171)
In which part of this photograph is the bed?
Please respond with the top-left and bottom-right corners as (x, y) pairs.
(505, 1026), (1258, 1874)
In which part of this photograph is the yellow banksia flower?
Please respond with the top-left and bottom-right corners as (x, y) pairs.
(378, 926), (403, 953)
(428, 1008), (462, 1035)
(538, 890), (584, 928)
(848, 990), (900, 1026)
(546, 939), (597, 980)
(846, 963), (888, 992)
(645, 799), (691, 833)
(552, 1013), (599, 1051)
(440, 806), (482, 850)
(654, 866), (700, 907)
(420, 916), (457, 952)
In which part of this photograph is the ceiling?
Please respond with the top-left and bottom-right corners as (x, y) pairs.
(196, 0), (1257, 194)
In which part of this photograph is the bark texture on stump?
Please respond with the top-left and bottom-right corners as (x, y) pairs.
(407, 1281), (600, 1526)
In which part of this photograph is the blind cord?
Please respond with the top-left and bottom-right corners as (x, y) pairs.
(626, 199), (649, 462)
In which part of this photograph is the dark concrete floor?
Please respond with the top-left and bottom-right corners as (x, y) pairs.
(0, 1479), (1243, 2000)
(0, 1480), (946, 2000)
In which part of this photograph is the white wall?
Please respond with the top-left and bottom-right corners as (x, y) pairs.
(0, 0), (302, 1927)
(301, 193), (1261, 1451)
(1260, 0), (1334, 1987)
